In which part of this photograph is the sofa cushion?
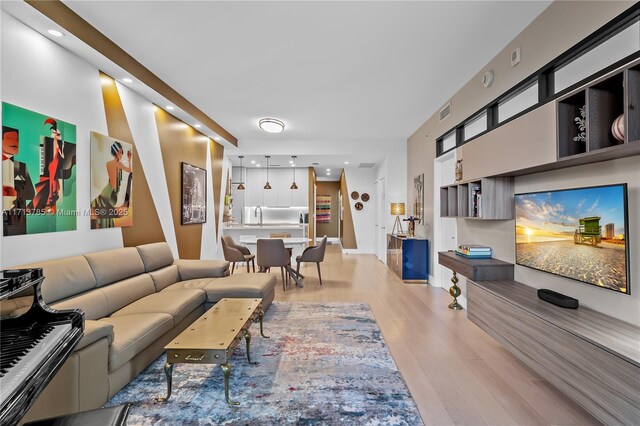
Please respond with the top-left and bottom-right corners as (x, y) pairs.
(111, 289), (205, 326)
(16, 256), (97, 304)
(202, 274), (276, 304)
(174, 259), (230, 281)
(100, 275), (156, 315)
(99, 313), (173, 372)
(136, 242), (175, 272)
(84, 247), (145, 287)
(161, 278), (214, 292)
(75, 320), (114, 351)
(52, 289), (109, 320)
(148, 265), (181, 292)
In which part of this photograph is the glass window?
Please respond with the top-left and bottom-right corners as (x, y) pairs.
(441, 132), (456, 152)
(555, 22), (640, 93)
(498, 82), (538, 122)
(464, 112), (487, 140)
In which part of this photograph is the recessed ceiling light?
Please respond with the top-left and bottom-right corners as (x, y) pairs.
(251, 160), (256, 164)
(48, 29), (64, 37)
(194, 124), (201, 128)
(122, 77), (133, 83)
(289, 160), (294, 164)
(214, 137), (221, 141)
(258, 118), (285, 133)
(326, 169), (331, 172)
(326, 172), (330, 175)
(166, 105), (174, 110)
(344, 161), (349, 165)
(256, 164), (261, 167)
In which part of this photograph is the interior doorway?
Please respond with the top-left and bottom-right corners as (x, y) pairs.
(433, 151), (457, 288)
(375, 177), (386, 262)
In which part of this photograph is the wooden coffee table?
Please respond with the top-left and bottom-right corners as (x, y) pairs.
(157, 298), (269, 405)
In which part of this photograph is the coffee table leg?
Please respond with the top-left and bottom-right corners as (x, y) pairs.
(258, 308), (270, 338)
(243, 329), (258, 365)
(220, 362), (240, 406)
(156, 362), (174, 402)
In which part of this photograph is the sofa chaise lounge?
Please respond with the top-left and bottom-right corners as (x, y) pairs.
(0, 242), (276, 423)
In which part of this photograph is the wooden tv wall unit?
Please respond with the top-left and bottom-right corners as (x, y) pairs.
(438, 59), (640, 424)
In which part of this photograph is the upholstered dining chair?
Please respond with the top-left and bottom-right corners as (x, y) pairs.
(221, 235), (255, 274)
(256, 239), (292, 291)
(296, 235), (328, 285)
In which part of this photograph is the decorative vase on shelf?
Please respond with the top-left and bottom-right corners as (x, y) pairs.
(612, 114), (624, 143)
(454, 159), (463, 183)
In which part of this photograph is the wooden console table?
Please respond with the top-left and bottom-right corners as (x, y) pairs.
(467, 279), (640, 425)
(437, 251), (513, 309)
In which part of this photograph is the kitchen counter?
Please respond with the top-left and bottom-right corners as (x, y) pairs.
(223, 224), (307, 230)
(222, 224), (308, 241)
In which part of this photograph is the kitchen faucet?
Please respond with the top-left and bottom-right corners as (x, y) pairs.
(255, 206), (263, 227)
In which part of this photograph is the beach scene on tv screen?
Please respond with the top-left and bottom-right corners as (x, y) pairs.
(516, 185), (627, 293)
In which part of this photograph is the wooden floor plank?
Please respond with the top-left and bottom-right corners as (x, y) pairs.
(231, 245), (597, 425)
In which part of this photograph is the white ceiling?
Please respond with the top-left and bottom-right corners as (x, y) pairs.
(63, 1), (550, 142)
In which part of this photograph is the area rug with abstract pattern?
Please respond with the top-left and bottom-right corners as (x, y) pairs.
(105, 302), (423, 425)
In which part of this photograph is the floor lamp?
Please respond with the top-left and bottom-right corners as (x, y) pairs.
(390, 202), (405, 236)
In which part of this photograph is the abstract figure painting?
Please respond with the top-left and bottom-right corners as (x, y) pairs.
(181, 162), (207, 225)
(2, 102), (77, 236)
(90, 132), (133, 229)
(316, 195), (331, 223)
(413, 174), (424, 224)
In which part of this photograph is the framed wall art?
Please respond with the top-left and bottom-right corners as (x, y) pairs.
(181, 162), (207, 225)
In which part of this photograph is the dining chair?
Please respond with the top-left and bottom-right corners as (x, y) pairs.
(221, 235), (255, 273)
(296, 235), (328, 286)
(256, 239), (292, 291)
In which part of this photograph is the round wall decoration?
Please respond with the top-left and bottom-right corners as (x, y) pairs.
(355, 202), (363, 211)
(361, 193), (370, 202)
(350, 191), (359, 200)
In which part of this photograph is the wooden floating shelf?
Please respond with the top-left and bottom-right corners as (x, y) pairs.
(440, 177), (514, 220)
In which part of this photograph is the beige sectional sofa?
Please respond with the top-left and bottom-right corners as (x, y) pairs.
(1, 242), (276, 423)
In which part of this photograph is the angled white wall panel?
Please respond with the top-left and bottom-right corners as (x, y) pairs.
(117, 83), (178, 258)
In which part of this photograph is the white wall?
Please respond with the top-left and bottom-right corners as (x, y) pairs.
(375, 143), (407, 234)
(343, 167), (376, 254)
(1, 12), (123, 266)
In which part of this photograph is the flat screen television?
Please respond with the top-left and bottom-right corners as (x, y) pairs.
(515, 183), (629, 294)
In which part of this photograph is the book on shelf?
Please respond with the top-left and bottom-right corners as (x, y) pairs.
(458, 244), (492, 252)
(455, 249), (492, 259)
(471, 187), (482, 217)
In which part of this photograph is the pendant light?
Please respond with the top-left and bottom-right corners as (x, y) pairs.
(290, 156), (299, 190)
(237, 156), (245, 190)
(264, 156), (272, 190)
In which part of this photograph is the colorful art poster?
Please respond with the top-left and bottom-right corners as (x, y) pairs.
(316, 195), (331, 223)
(2, 102), (77, 236)
(90, 131), (133, 229)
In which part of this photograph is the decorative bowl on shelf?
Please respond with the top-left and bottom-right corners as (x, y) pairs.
(612, 114), (624, 143)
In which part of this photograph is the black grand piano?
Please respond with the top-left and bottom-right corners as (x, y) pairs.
(0, 268), (83, 425)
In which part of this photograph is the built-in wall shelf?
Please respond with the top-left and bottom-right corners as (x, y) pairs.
(467, 279), (640, 425)
(557, 60), (640, 161)
(440, 177), (513, 220)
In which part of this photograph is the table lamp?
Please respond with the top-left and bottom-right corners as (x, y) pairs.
(390, 202), (405, 235)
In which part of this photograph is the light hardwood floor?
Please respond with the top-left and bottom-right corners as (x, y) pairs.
(238, 244), (599, 425)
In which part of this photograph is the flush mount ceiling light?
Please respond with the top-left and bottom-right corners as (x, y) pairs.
(290, 156), (298, 190)
(48, 29), (64, 37)
(237, 156), (246, 190)
(264, 156), (272, 189)
(258, 118), (285, 133)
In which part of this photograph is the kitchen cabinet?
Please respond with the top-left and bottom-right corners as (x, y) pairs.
(243, 168), (309, 208)
(277, 169), (293, 206)
(245, 168), (264, 206)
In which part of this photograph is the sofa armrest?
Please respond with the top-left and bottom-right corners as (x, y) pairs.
(75, 320), (114, 351)
(174, 259), (230, 280)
